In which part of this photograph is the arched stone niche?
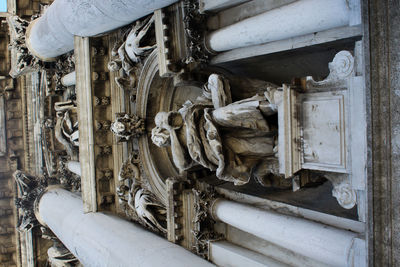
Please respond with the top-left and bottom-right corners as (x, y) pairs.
(136, 51), (204, 202)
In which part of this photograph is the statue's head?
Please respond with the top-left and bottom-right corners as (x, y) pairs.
(154, 112), (169, 128)
(152, 111), (183, 147)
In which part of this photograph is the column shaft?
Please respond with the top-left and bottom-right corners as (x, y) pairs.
(36, 188), (214, 267)
(61, 71), (76, 87)
(206, 0), (350, 52)
(26, 0), (178, 60)
(211, 199), (359, 266)
(66, 161), (81, 176)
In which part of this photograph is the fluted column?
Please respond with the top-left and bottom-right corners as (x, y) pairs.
(26, 0), (178, 61)
(35, 188), (214, 267)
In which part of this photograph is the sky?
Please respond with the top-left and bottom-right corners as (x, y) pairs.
(0, 0), (6, 12)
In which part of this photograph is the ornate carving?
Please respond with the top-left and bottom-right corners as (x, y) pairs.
(108, 15), (156, 92)
(57, 161), (81, 192)
(306, 50), (355, 89)
(183, 0), (210, 63)
(325, 173), (357, 209)
(111, 113), (145, 141)
(191, 188), (223, 258)
(13, 170), (46, 232)
(7, 16), (41, 78)
(117, 154), (167, 234)
(152, 74), (279, 186)
(53, 52), (75, 93)
(54, 107), (79, 161)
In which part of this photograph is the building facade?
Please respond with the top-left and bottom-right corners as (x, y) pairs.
(0, 0), (399, 266)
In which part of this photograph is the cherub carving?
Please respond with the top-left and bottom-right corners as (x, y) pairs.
(110, 113), (145, 141)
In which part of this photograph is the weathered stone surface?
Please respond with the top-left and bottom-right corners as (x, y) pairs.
(365, 0), (400, 265)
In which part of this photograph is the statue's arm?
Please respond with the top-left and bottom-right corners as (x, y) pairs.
(169, 129), (191, 172)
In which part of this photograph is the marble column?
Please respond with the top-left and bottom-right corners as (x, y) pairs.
(35, 188), (214, 267)
(211, 199), (363, 266)
(61, 71), (76, 87)
(206, 0), (350, 52)
(26, 0), (178, 61)
(66, 161), (81, 176)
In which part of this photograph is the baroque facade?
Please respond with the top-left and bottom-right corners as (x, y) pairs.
(0, 0), (399, 266)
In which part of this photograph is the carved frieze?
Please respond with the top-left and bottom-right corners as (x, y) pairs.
(155, 0), (209, 77)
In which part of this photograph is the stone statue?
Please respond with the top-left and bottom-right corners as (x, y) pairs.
(152, 74), (279, 186)
(54, 108), (79, 160)
(111, 113), (145, 141)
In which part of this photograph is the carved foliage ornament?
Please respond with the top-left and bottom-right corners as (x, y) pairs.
(192, 188), (223, 257)
(108, 15), (156, 92)
(183, 0), (210, 63)
(13, 170), (47, 232)
(7, 16), (42, 78)
(111, 113), (145, 141)
(117, 154), (167, 234)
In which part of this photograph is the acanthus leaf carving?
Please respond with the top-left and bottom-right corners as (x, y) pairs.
(108, 15), (156, 93)
(183, 0), (210, 63)
(191, 187), (223, 258)
(117, 153), (167, 234)
(13, 170), (47, 232)
(7, 16), (42, 78)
